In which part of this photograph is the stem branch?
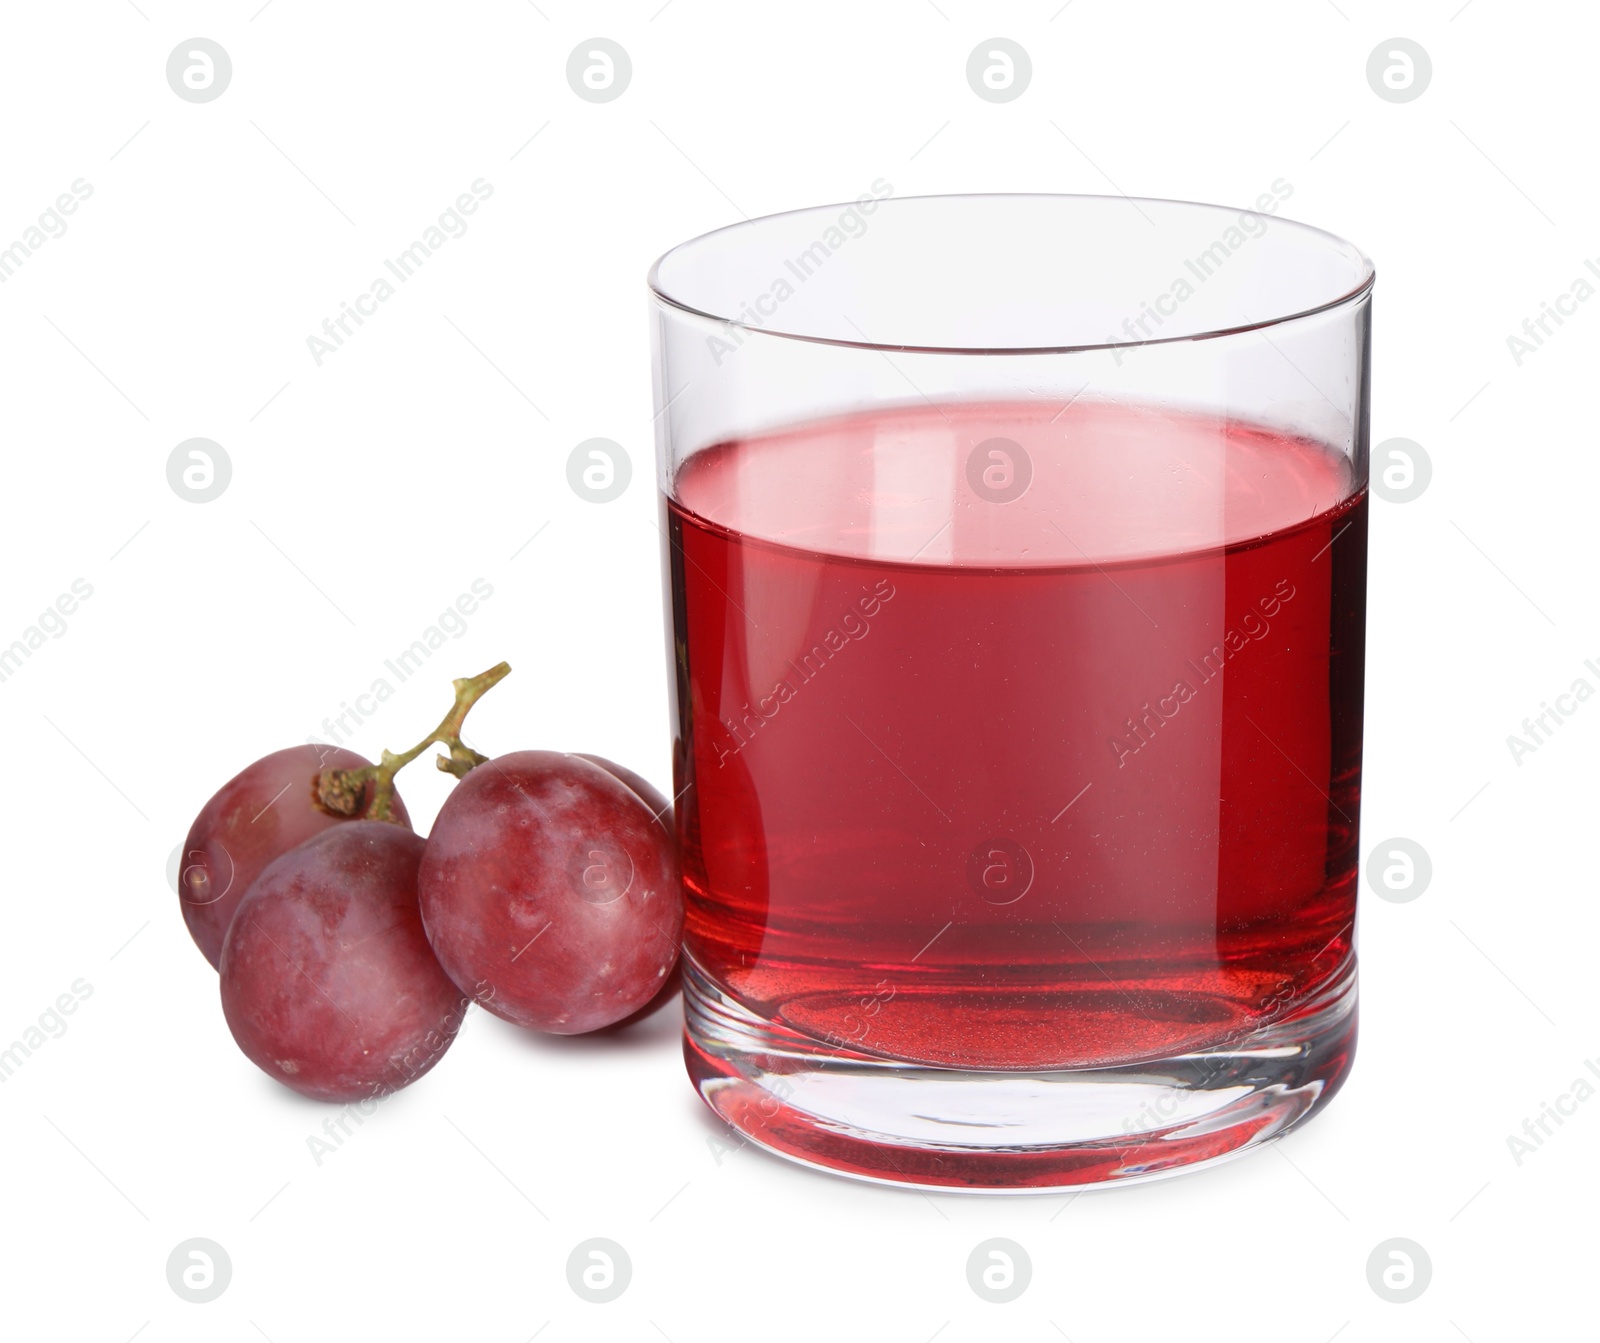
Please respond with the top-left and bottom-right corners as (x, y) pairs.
(314, 662), (510, 822)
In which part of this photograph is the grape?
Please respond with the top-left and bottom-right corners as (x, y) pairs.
(418, 751), (682, 1034)
(574, 753), (672, 829)
(178, 745), (410, 969)
(219, 822), (464, 1102)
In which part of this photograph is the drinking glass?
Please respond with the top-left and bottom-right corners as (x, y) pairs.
(649, 193), (1372, 1190)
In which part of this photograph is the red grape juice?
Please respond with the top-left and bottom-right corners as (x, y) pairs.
(666, 400), (1364, 1071)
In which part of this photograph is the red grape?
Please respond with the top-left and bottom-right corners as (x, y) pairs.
(178, 745), (410, 969)
(219, 822), (464, 1102)
(418, 751), (682, 1034)
(574, 753), (672, 829)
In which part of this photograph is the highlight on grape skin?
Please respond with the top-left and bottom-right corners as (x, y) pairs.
(219, 823), (467, 1103)
(418, 750), (684, 1035)
(574, 752), (673, 830)
(177, 745), (410, 969)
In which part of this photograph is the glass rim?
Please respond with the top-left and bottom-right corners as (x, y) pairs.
(647, 190), (1376, 357)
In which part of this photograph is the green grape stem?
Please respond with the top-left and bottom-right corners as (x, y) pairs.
(313, 662), (511, 822)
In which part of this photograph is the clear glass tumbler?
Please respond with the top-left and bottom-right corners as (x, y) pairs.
(649, 193), (1372, 1190)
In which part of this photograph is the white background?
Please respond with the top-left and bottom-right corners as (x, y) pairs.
(0, 2), (1593, 1339)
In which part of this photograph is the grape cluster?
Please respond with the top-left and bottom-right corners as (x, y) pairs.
(177, 664), (682, 1103)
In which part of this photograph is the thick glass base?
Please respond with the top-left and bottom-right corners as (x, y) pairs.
(683, 955), (1357, 1192)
